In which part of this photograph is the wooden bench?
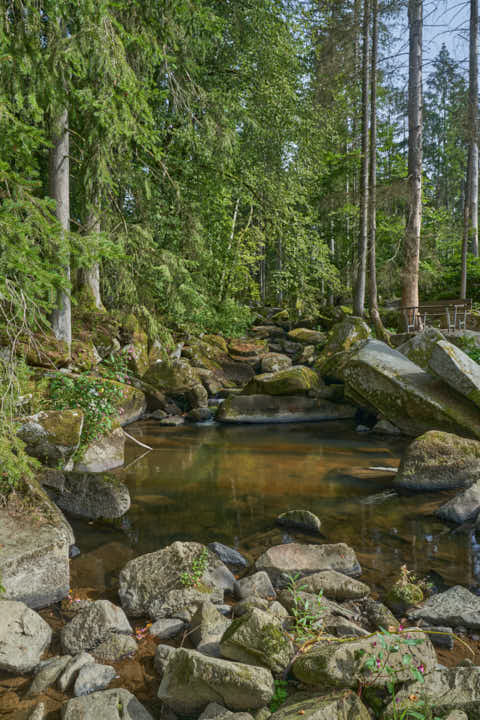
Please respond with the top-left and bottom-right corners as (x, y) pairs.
(401, 299), (472, 333)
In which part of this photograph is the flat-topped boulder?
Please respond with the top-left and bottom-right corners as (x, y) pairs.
(394, 431), (480, 491)
(408, 585), (480, 629)
(0, 601), (52, 673)
(295, 570), (370, 600)
(287, 328), (327, 345)
(118, 541), (235, 618)
(430, 339), (480, 407)
(255, 543), (361, 587)
(216, 395), (356, 424)
(242, 366), (321, 396)
(343, 339), (480, 438)
(158, 648), (274, 714)
(0, 477), (71, 608)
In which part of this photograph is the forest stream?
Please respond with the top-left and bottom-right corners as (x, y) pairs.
(69, 420), (480, 600)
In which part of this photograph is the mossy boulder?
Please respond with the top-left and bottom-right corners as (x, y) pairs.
(397, 327), (445, 370)
(182, 338), (225, 371)
(271, 309), (289, 324)
(385, 582), (423, 615)
(269, 692), (370, 720)
(18, 409), (84, 467)
(287, 328), (327, 346)
(260, 352), (292, 374)
(276, 509), (322, 533)
(314, 317), (371, 380)
(430, 339), (480, 408)
(394, 430), (480, 491)
(105, 378), (147, 425)
(143, 359), (200, 394)
(71, 339), (101, 371)
(158, 648), (274, 715)
(203, 334), (228, 354)
(216, 395), (356, 424)
(343, 339), (480, 439)
(292, 630), (435, 689)
(4, 332), (70, 368)
(228, 339), (268, 358)
(42, 468), (130, 519)
(297, 570), (370, 601)
(242, 366), (321, 396)
(123, 329), (149, 377)
(220, 608), (293, 672)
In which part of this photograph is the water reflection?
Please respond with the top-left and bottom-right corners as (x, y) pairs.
(70, 420), (480, 597)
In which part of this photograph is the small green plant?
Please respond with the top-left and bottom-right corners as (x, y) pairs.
(455, 335), (480, 364)
(285, 573), (324, 642)
(180, 548), (210, 588)
(101, 350), (130, 382)
(49, 372), (124, 455)
(269, 678), (289, 712)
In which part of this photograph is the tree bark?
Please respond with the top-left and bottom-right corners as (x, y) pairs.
(401, 0), (423, 310)
(49, 108), (72, 348)
(79, 210), (104, 310)
(353, 0), (370, 317)
(462, 0), (478, 297)
(367, 0), (387, 341)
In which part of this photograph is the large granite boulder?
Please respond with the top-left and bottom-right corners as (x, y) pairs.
(62, 688), (154, 720)
(314, 317), (371, 380)
(217, 395), (356, 424)
(17, 410), (83, 467)
(436, 480), (480, 524)
(430, 339), (480, 407)
(0, 601), (52, 673)
(383, 666), (480, 720)
(394, 431), (480, 491)
(255, 543), (361, 588)
(0, 477), (71, 608)
(42, 469), (130, 519)
(397, 327), (445, 370)
(242, 366), (321, 396)
(73, 427), (125, 472)
(408, 585), (480, 629)
(61, 600), (133, 654)
(118, 542), (235, 618)
(343, 340), (480, 438)
(292, 630), (435, 688)
(158, 648), (274, 714)
(219, 608), (293, 672)
(269, 692), (370, 720)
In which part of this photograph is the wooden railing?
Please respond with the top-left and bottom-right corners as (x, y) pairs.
(401, 299), (472, 333)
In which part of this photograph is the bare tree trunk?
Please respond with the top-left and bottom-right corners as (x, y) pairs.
(79, 210), (104, 310)
(367, 0), (388, 341)
(353, 0), (370, 317)
(402, 0), (423, 310)
(328, 218), (335, 306)
(49, 108), (72, 348)
(462, 0), (478, 297)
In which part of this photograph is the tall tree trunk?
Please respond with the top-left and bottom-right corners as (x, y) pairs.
(367, 0), (387, 340)
(353, 0), (370, 317)
(79, 209), (104, 310)
(462, 0), (478, 297)
(402, 0), (423, 310)
(49, 108), (72, 348)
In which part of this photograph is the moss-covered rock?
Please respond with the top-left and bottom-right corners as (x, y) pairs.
(123, 329), (149, 377)
(385, 582), (423, 615)
(395, 430), (480, 491)
(143, 359), (200, 394)
(287, 328), (327, 346)
(430, 339), (480, 408)
(70, 339), (101, 371)
(3, 332), (70, 368)
(343, 339), (480, 439)
(242, 366), (321, 396)
(104, 378), (146, 425)
(203, 334), (228, 354)
(397, 327), (445, 370)
(269, 691), (370, 720)
(314, 317), (371, 380)
(220, 608), (294, 672)
(17, 410), (84, 467)
(42, 468), (130, 519)
(276, 509), (322, 533)
(228, 339), (268, 357)
(217, 395), (356, 424)
(260, 352), (292, 374)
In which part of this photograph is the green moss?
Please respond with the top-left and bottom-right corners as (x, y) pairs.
(242, 366), (320, 396)
(40, 409), (83, 449)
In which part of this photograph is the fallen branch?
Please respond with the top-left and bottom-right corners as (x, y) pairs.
(123, 430), (153, 451)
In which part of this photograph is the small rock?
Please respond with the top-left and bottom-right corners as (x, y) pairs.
(61, 600), (132, 654)
(27, 655), (71, 697)
(220, 608), (293, 672)
(159, 415), (185, 426)
(154, 644), (176, 677)
(27, 703), (46, 720)
(58, 652), (95, 692)
(372, 419), (401, 435)
(424, 626), (454, 650)
(63, 688), (154, 719)
(255, 543), (361, 588)
(297, 570), (370, 600)
(93, 633), (138, 662)
(408, 585), (480, 629)
(237, 572), (276, 600)
(208, 542), (248, 570)
(190, 601), (230, 657)
(149, 618), (186, 641)
(186, 407), (212, 423)
(0, 601), (52, 673)
(436, 480), (480, 524)
(73, 662), (117, 696)
(276, 510), (321, 534)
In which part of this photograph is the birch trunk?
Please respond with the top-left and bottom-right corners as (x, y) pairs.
(49, 108), (72, 348)
(401, 0), (423, 310)
(353, 0), (370, 317)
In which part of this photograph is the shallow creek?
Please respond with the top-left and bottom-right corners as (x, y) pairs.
(70, 419), (480, 597)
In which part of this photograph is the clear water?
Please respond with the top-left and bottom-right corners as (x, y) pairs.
(70, 420), (480, 597)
